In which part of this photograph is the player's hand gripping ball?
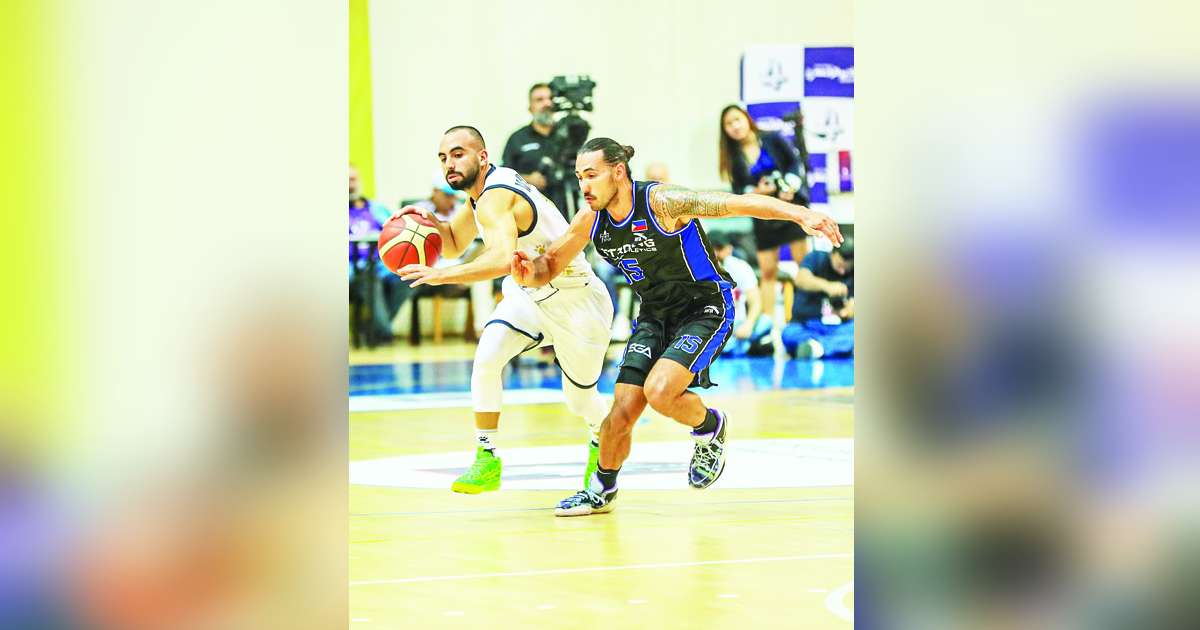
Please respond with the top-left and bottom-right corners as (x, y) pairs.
(378, 213), (442, 273)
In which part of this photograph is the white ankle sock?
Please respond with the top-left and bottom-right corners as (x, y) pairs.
(476, 429), (497, 452)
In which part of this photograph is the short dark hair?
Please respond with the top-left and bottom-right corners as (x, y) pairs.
(529, 82), (550, 100)
(443, 125), (486, 149)
(578, 137), (635, 174)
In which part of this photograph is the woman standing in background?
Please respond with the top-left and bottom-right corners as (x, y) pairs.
(718, 104), (810, 323)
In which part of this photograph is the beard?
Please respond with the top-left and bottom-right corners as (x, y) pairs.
(532, 110), (554, 126)
(446, 165), (479, 191)
(587, 189), (614, 210)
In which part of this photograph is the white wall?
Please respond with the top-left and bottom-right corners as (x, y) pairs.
(369, 0), (852, 206)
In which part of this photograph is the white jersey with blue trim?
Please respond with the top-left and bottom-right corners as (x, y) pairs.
(470, 165), (595, 295)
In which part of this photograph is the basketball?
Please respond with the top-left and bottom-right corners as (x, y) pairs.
(378, 214), (442, 273)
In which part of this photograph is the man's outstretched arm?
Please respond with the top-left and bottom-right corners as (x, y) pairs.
(648, 184), (844, 246)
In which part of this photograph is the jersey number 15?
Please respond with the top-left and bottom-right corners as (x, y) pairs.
(618, 258), (644, 283)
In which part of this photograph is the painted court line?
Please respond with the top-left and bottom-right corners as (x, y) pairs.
(825, 581), (854, 621)
(351, 553), (852, 586)
(350, 389), (564, 412)
(350, 496), (852, 518)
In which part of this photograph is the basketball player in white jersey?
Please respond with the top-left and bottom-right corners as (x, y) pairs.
(391, 125), (613, 494)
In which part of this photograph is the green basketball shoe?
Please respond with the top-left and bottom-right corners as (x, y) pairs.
(451, 447), (501, 494)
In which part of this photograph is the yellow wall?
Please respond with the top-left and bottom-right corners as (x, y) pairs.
(350, 0), (376, 198)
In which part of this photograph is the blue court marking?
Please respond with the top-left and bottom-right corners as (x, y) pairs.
(350, 356), (853, 397)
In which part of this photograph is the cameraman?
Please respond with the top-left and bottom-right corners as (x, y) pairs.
(718, 104), (810, 322)
(502, 82), (568, 218)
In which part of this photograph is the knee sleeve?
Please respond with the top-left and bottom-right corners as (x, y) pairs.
(562, 381), (607, 438)
(471, 325), (533, 412)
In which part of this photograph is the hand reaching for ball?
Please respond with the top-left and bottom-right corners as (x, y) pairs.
(390, 205), (438, 224)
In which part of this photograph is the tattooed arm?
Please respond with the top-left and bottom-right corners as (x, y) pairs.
(648, 184), (844, 246)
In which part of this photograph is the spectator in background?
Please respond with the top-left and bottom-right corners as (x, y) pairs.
(349, 165), (410, 343)
(644, 161), (670, 184)
(410, 172), (464, 222)
(349, 164), (389, 229)
(781, 237), (854, 359)
(711, 234), (773, 356)
(718, 104), (810, 325)
(502, 82), (569, 218)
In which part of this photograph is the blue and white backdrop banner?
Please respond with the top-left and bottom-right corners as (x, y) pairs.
(741, 46), (854, 204)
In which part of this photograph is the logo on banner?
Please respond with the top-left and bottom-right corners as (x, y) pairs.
(761, 58), (789, 92)
(747, 101), (802, 144)
(741, 45), (804, 103)
(804, 63), (854, 85)
(812, 107), (846, 144)
(803, 47), (854, 98)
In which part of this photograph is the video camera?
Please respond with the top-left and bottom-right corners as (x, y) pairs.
(549, 74), (595, 114)
(540, 75), (596, 216)
(546, 75), (594, 169)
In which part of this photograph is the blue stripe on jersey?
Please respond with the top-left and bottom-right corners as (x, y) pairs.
(589, 209), (605, 241)
(680, 221), (725, 283)
(689, 284), (735, 372)
(610, 181), (640, 228)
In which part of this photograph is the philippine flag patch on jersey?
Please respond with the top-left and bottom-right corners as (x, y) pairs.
(632, 219), (647, 232)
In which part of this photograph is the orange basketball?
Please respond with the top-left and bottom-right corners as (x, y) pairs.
(378, 214), (442, 273)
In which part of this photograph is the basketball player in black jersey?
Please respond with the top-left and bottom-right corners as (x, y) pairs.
(511, 137), (843, 516)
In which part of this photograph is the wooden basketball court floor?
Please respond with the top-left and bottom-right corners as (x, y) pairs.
(350, 342), (854, 628)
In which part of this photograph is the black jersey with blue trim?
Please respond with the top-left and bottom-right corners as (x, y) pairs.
(590, 180), (734, 312)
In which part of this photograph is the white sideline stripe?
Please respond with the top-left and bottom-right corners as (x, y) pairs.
(825, 581), (854, 621)
(349, 389), (568, 412)
(350, 553), (851, 586)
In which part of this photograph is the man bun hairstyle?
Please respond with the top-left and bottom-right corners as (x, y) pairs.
(579, 137), (635, 176)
